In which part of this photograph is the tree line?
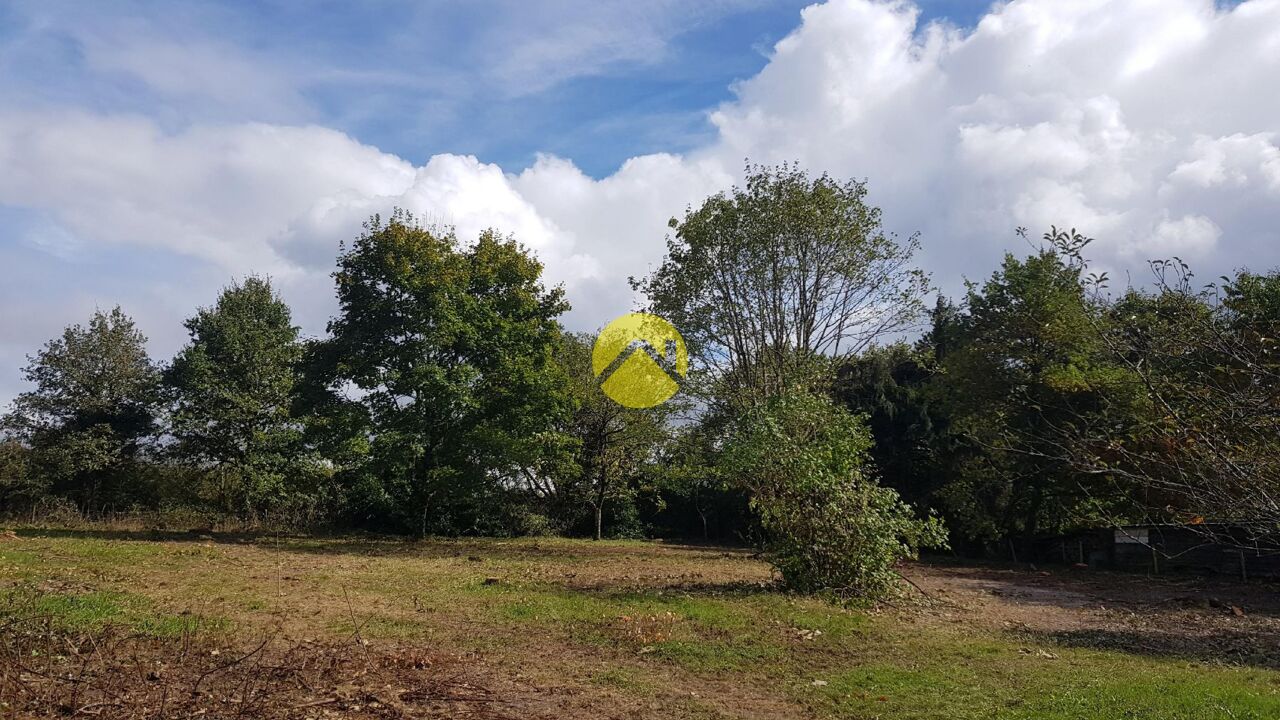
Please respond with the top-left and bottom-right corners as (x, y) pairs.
(2, 164), (1277, 597)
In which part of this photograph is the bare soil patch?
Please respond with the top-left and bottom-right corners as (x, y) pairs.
(1, 619), (566, 719)
(904, 559), (1280, 668)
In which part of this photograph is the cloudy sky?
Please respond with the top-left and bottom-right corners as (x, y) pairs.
(1, 0), (1277, 405)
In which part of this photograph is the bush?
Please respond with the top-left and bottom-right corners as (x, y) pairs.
(723, 391), (947, 599)
(0, 441), (45, 514)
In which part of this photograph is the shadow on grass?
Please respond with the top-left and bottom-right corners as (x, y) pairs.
(584, 580), (780, 597)
(10, 527), (754, 562)
(1034, 627), (1280, 670)
(14, 526), (297, 546)
(915, 558), (1280, 620)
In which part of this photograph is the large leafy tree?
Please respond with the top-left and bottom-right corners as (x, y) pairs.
(932, 232), (1140, 544)
(313, 211), (571, 535)
(634, 163), (930, 408)
(2, 307), (160, 511)
(635, 165), (935, 592)
(165, 276), (316, 517)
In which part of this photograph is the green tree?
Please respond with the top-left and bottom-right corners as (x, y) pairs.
(0, 440), (41, 512)
(634, 163), (930, 409)
(165, 276), (319, 518)
(635, 164), (937, 589)
(932, 233), (1139, 545)
(722, 390), (946, 598)
(313, 211), (571, 535)
(835, 342), (951, 511)
(548, 333), (674, 540)
(1223, 270), (1280, 347)
(643, 422), (750, 541)
(2, 307), (160, 511)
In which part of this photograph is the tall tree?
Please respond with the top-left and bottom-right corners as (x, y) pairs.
(165, 276), (315, 517)
(635, 165), (938, 596)
(2, 307), (160, 511)
(932, 233), (1138, 544)
(549, 333), (674, 540)
(313, 211), (571, 535)
(635, 163), (930, 408)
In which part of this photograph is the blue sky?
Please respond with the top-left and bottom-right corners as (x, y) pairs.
(0, 0), (1276, 405)
(2, 0), (994, 177)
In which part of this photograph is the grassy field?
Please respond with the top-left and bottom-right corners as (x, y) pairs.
(2, 529), (1278, 719)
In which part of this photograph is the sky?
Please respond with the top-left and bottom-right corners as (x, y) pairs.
(0, 0), (1278, 405)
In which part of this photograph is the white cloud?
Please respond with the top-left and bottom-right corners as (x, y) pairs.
(1137, 214), (1223, 257)
(1168, 133), (1280, 192)
(83, 36), (312, 122)
(0, 114), (416, 272)
(511, 153), (734, 324)
(469, 0), (774, 94)
(3, 0), (1280, 406)
(702, 0), (1280, 274)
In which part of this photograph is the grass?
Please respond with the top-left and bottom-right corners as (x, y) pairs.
(3, 586), (227, 637)
(589, 666), (653, 691)
(813, 653), (1280, 719)
(2, 529), (1278, 719)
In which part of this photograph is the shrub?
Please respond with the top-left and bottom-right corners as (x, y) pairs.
(723, 391), (947, 599)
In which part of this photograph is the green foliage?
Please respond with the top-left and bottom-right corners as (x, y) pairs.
(0, 440), (42, 511)
(635, 162), (930, 408)
(310, 210), (572, 535)
(643, 422), (752, 541)
(722, 391), (946, 598)
(1223, 270), (1280, 333)
(633, 164), (941, 587)
(542, 332), (676, 539)
(7, 167), (1277, 560)
(2, 307), (160, 511)
(1061, 255), (1280, 542)
(165, 276), (323, 519)
(929, 240), (1142, 543)
(835, 343), (951, 511)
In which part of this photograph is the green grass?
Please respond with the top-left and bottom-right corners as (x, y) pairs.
(4, 587), (227, 637)
(650, 638), (786, 672)
(801, 626), (1280, 720)
(2, 531), (1279, 719)
(812, 660), (1280, 720)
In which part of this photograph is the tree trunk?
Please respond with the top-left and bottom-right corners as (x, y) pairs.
(593, 466), (607, 541)
(1023, 485), (1044, 563)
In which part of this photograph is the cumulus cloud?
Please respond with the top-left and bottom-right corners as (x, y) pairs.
(703, 0), (1280, 280)
(2, 0), (1280, 405)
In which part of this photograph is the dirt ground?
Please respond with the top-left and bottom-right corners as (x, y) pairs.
(904, 559), (1280, 668)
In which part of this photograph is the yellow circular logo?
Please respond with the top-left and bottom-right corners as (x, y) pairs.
(592, 313), (687, 408)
